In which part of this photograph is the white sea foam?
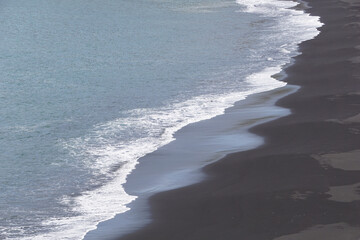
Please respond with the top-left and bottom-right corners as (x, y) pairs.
(18, 67), (285, 240)
(17, 0), (323, 239)
(236, 0), (322, 41)
(237, 0), (304, 16)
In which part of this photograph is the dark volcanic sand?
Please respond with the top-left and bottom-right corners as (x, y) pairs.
(117, 0), (360, 239)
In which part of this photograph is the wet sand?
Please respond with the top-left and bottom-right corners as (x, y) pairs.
(117, 0), (360, 239)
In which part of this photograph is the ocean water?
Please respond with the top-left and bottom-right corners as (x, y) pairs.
(0, 0), (321, 239)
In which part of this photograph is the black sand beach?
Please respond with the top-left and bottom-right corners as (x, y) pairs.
(117, 0), (360, 239)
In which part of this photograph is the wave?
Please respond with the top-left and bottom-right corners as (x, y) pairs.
(20, 67), (284, 240)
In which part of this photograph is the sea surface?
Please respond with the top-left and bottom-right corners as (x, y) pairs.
(0, 0), (321, 239)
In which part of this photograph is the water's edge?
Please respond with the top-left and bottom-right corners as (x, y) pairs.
(83, 0), (322, 239)
(84, 82), (300, 240)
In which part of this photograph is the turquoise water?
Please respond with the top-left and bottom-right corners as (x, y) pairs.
(0, 0), (321, 239)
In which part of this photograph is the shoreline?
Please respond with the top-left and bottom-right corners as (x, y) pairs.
(83, 1), (319, 237)
(115, 0), (360, 239)
(84, 82), (299, 240)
